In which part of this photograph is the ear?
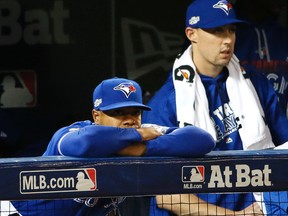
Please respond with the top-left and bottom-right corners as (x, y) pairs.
(92, 109), (100, 124)
(185, 27), (197, 43)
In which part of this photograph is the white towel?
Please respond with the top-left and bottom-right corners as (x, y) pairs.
(172, 45), (274, 150)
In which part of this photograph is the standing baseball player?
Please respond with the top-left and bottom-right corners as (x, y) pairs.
(4, 77), (215, 216)
(142, 0), (288, 215)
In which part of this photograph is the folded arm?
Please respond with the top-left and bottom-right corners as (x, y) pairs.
(145, 126), (215, 157)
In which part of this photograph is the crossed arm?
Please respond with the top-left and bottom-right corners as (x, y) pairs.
(58, 124), (215, 158)
(118, 125), (215, 157)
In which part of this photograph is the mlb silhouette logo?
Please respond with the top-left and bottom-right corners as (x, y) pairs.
(182, 166), (205, 183)
(0, 70), (37, 108)
(76, 168), (97, 191)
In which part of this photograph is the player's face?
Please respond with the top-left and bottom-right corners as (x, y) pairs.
(92, 107), (142, 128)
(186, 24), (236, 77)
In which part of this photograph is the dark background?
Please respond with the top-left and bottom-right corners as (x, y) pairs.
(0, 0), (287, 157)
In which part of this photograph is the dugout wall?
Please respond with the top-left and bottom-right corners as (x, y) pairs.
(0, 150), (288, 215)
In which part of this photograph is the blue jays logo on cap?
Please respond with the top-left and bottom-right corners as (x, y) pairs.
(93, 77), (151, 111)
(213, 0), (233, 16)
(113, 82), (136, 98)
(186, 0), (246, 29)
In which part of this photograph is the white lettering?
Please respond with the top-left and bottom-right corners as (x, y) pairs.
(208, 164), (272, 188)
(0, 0), (21, 44)
(263, 165), (272, 186)
(236, 164), (250, 187)
(208, 165), (225, 188)
(251, 169), (263, 186)
(57, 178), (64, 188)
(236, 164), (271, 187)
(50, 178), (57, 189)
(50, 1), (70, 44)
(223, 166), (232, 188)
(183, 183), (203, 189)
(24, 9), (52, 44)
(22, 176), (33, 190)
(0, 0), (70, 45)
(39, 175), (47, 189)
(33, 176), (39, 189)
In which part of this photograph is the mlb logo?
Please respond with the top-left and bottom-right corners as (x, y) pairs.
(20, 168), (97, 194)
(0, 70), (37, 108)
(182, 166), (205, 183)
(76, 168), (97, 191)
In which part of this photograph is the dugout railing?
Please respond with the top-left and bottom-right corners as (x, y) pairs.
(0, 149), (288, 215)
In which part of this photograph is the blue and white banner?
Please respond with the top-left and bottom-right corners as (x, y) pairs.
(0, 150), (288, 200)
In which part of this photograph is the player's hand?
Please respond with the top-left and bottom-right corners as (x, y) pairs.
(137, 127), (162, 141)
(141, 124), (169, 135)
(117, 127), (163, 156)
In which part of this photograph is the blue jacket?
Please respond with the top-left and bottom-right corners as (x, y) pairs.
(12, 121), (215, 216)
(142, 65), (288, 215)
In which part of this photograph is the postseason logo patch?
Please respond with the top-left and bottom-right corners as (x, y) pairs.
(20, 168), (97, 194)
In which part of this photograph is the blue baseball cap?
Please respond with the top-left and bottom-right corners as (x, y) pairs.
(186, 0), (246, 29)
(93, 77), (151, 111)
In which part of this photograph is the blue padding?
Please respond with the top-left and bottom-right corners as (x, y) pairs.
(0, 149), (288, 201)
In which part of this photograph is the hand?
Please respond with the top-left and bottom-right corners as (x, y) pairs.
(136, 127), (162, 141)
(116, 127), (162, 157)
(141, 123), (169, 135)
